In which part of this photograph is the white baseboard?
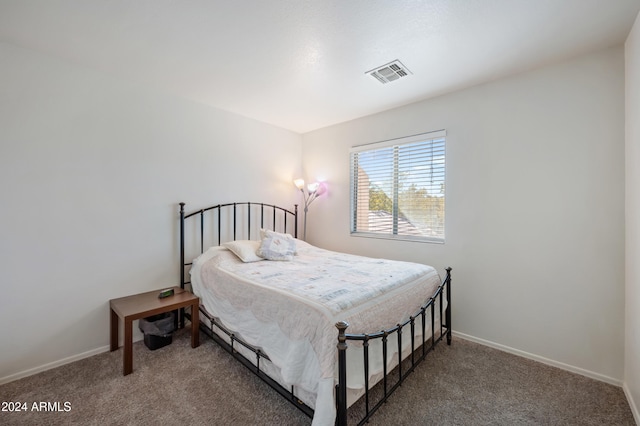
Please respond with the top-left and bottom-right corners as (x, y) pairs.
(0, 345), (110, 386)
(452, 331), (623, 387)
(623, 382), (640, 425)
(0, 336), (143, 386)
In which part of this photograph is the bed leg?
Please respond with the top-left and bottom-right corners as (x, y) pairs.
(445, 267), (452, 345)
(336, 321), (349, 426)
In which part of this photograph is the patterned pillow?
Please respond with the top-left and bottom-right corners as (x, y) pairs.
(257, 229), (297, 261)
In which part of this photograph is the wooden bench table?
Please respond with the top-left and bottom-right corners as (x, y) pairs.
(109, 286), (199, 375)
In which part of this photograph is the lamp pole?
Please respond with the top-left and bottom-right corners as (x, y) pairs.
(294, 179), (322, 240)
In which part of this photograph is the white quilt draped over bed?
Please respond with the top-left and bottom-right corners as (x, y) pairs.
(190, 241), (442, 426)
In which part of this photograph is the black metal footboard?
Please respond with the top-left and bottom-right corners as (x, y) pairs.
(336, 267), (452, 426)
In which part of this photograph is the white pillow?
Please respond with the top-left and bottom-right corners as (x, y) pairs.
(257, 229), (297, 261)
(222, 240), (263, 263)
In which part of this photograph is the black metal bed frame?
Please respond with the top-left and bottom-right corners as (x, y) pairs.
(179, 201), (452, 426)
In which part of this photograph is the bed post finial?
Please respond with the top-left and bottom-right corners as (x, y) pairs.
(336, 321), (349, 426)
(336, 320), (349, 346)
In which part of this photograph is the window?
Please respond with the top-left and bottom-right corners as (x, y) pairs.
(350, 130), (446, 243)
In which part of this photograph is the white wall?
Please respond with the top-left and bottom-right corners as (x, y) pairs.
(625, 11), (640, 423)
(302, 47), (625, 382)
(0, 42), (302, 382)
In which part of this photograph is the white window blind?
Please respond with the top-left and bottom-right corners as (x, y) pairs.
(350, 130), (446, 243)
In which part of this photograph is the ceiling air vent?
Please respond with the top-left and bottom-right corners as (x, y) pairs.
(366, 60), (412, 84)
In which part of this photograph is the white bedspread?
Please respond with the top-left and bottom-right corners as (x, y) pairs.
(190, 241), (442, 426)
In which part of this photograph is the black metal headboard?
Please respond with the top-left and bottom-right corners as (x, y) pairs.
(179, 202), (298, 290)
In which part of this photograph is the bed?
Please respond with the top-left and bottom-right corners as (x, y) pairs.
(179, 201), (451, 426)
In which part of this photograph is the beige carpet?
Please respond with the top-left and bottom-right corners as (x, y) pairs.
(0, 328), (635, 425)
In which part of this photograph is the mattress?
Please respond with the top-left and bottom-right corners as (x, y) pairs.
(190, 240), (443, 426)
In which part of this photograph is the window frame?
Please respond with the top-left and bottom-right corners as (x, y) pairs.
(349, 130), (446, 244)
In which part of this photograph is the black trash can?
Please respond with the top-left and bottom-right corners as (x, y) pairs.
(138, 312), (175, 350)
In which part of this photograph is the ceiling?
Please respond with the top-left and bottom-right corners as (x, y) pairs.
(1, 1), (639, 134)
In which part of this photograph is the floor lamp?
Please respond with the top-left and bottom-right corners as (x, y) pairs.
(294, 178), (324, 240)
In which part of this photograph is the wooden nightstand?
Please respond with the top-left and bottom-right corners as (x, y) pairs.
(109, 286), (200, 375)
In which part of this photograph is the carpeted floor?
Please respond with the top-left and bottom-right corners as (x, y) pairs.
(0, 328), (635, 425)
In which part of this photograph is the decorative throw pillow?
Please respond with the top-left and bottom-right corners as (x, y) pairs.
(222, 240), (263, 263)
(257, 229), (297, 261)
(259, 228), (295, 240)
(260, 229), (299, 254)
